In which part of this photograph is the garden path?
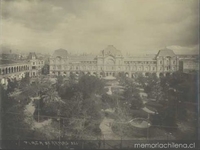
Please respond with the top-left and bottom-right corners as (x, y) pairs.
(24, 96), (52, 129)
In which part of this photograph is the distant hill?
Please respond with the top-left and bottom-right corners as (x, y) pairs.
(176, 49), (199, 55)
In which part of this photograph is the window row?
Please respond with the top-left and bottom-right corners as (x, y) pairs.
(124, 61), (156, 64)
(159, 60), (176, 65)
(159, 66), (176, 71)
(32, 61), (44, 65)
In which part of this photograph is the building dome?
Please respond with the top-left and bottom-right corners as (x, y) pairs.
(156, 48), (176, 58)
(52, 48), (68, 58)
(99, 45), (122, 57)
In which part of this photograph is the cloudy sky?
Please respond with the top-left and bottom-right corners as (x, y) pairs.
(0, 0), (199, 55)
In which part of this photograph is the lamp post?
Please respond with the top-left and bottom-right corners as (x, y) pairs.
(147, 123), (151, 140)
(167, 132), (172, 140)
(57, 110), (61, 149)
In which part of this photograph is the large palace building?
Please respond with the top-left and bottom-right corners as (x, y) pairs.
(49, 45), (179, 78)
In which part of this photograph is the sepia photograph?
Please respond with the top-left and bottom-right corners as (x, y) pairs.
(0, 0), (199, 149)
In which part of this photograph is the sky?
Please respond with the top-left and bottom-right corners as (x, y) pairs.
(0, 0), (199, 55)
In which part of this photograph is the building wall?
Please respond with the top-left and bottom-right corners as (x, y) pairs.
(49, 49), (179, 78)
(0, 62), (30, 85)
(179, 60), (199, 73)
(27, 52), (45, 77)
(28, 59), (44, 77)
(0, 53), (45, 85)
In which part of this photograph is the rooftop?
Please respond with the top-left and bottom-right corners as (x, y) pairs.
(99, 45), (122, 57)
(52, 48), (68, 58)
(69, 55), (96, 61)
(156, 48), (176, 58)
(124, 57), (155, 61)
(27, 52), (38, 59)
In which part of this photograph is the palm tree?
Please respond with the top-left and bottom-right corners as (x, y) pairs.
(41, 88), (63, 104)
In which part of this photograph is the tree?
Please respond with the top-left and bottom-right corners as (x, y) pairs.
(135, 73), (146, 87)
(150, 71), (197, 127)
(123, 82), (143, 110)
(19, 72), (30, 89)
(7, 78), (18, 93)
(41, 64), (49, 75)
(69, 72), (77, 83)
(144, 73), (159, 94)
(41, 87), (64, 116)
(1, 84), (33, 141)
(116, 72), (133, 86)
(55, 75), (65, 91)
(59, 74), (105, 99)
(20, 78), (51, 97)
(59, 92), (102, 139)
(101, 94), (117, 109)
(42, 88), (62, 104)
(1, 84), (9, 112)
(148, 80), (165, 103)
(28, 79), (64, 118)
(78, 75), (105, 98)
(58, 81), (79, 99)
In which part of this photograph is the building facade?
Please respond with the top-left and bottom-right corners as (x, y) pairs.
(27, 52), (45, 77)
(178, 53), (199, 73)
(179, 59), (199, 73)
(49, 45), (179, 78)
(0, 61), (30, 85)
(0, 52), (45, 85)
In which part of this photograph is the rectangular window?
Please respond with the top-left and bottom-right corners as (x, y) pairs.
(57, 65), (61, 69)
